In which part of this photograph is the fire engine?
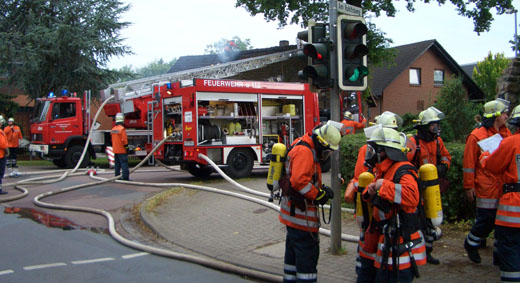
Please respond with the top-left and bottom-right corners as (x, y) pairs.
(29, 78), (321, 178)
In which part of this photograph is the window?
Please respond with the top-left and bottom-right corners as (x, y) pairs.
(51, 102), (76, 120)
(434, 70), (445, 86)
(409, 68), (421, 85)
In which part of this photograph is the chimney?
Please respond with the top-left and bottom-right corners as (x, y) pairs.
(279, 40), (289, 47)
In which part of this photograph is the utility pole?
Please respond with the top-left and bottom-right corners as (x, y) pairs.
(328, 0), (342, 254)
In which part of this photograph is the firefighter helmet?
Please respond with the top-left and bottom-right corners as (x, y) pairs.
(344, 111), (353, 120)
(373, 111), (402, 129)
(0, 115), (4, 125)
(8, 117), (14, 123)
(483, 98), (509, 118)
(115, 113), (124, 123)
(365, 125), (407, 161)
(416, 107), (445, 125)
(508, 104), (520, 127)
(314, 121), (341, 151)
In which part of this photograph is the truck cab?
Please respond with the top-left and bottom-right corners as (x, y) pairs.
(29, 94), (92, 168)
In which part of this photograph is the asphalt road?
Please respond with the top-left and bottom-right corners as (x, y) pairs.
(0, 165), (253, 283)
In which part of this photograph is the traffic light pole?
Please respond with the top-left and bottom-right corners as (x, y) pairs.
(328, 0), (342, 254)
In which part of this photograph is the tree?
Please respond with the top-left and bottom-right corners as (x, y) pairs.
(205, 36), (253, 54)
(235, 0), (513, 65)
(235, 0), (513, 34)
(473, 52), (511, 101)
(0, 92), (19, 118)
(0, 0), (132, 99)
(434, 76), (480, 142)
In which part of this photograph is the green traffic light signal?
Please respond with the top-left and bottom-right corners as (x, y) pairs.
(337, 14), (368, 91)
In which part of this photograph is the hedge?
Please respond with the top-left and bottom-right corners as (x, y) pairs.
(339, 133), (476, 222)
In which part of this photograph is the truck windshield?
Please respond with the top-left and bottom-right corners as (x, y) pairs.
(33, 100), (51, 122)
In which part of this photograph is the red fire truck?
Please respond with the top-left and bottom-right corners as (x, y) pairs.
(29, 78), (321, 178)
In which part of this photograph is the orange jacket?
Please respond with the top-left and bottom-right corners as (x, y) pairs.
(341, 119), (366, 135)
(481, 131), (520, 228)
(0, 129), (7, 158)
(463, 126), (511, 208)
(363, 159), (426, 270)
(111, 124), (128, 154)
(409, 135), (451, 168)
(279, 133), (322, 232)
(4, 125), (22, 148)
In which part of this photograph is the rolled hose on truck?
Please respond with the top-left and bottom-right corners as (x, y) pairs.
(1, 94), (359, 282)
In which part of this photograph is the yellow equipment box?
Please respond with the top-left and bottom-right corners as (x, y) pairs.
(282, 104), (296, 116)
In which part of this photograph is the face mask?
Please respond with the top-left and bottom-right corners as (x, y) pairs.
(364, 144), (381, 169)
(429, 123), (440, 135)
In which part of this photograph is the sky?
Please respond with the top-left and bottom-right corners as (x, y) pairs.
(107, 0), (520, 70)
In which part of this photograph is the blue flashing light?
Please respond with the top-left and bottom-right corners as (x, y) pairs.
(61, 89), (69, 96)
(166, 82), (172, 89)
(48, 92), (55, 98)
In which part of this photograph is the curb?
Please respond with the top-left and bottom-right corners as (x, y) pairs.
(139, 195), (284, 282)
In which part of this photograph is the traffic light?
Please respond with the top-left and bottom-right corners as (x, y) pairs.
(337, 14), (368, 91)
(297, 23), (331, 89)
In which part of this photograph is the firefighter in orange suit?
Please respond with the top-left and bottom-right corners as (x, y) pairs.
(481, 104), (520, 282)
(360, 125), (426, 282)
(409, 107), (451, 265)
(111, 113), (129, 181)
(0, 116), (8, 194)
(280, 121), (340, 283)
(341, 111), (366, 135)
(463, 99), (511, 264)
(4, 117), (23, 168)
(343, 111), (402, 281)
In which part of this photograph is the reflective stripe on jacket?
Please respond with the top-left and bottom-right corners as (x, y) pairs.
(463, 126), (511, 208)
(278, 134), (321, 232)
(0, 130), (7, 158)
(4, 125), (22, 148)
(409, 136), (451, 168)
(111, 125), (128, 154)
(482, 132), (520, 228)
(363, 159), (426, 270)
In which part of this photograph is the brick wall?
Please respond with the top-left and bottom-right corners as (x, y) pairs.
(373, 49), (468, 117)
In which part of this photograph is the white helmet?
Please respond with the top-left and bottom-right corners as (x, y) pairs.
(313, 121), (341, 151)
(365, 124), (407, 162)
(8, 117), (14, 123)
(0, 115), (5, 125)
(416, 106), (445, 125)
(344, 111), (353, 120)
(483, 98), (509, 118)
(373, 111), (402, 129)
(115, 113), (124, 123)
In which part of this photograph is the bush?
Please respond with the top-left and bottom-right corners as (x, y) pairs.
(339, 134), (475, 222)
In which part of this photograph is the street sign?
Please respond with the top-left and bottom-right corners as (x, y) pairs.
(337, 2), (362, 16)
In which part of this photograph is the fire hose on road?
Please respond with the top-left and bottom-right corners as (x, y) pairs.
(0, 93), (359, 282)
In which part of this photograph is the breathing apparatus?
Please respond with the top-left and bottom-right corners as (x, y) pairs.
(266, 143), (287, 202)
(312, 121), (342, 162)
(419, 163), (443, 226)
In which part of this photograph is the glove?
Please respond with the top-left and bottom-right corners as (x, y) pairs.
(437, 163), (448, 178)
(315, 185), (334, 205)
(124, 144), (129, 153)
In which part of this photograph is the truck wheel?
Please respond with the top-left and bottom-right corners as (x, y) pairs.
(225, 148), (253, 179)
(187, 163), (213, 178)
(52, 158), (67, 168)
(65, 145), (90, 168)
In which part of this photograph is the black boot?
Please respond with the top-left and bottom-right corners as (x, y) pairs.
(464, 239), (481, 263)
(427, 252), (440, 265)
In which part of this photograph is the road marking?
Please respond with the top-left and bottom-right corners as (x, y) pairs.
(24, 263), (67, 270)
(122, 252), (149, 259)
(0, 270), (14, 276)
(71, 257), (115, 265)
